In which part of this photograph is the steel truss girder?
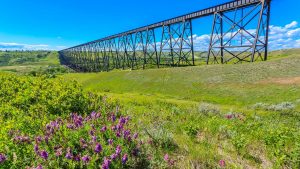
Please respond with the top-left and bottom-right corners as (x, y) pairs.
(144, 29), (159, 68)
(159, 19), (194, 67)
(207, 0), (270, 64)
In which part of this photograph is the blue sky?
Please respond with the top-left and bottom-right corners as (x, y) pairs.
(0, 0), (299, 50)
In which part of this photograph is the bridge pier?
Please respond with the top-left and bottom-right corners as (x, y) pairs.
(207, 0), (271, 64)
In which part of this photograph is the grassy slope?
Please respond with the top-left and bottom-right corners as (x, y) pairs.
(0, 51), (60, 73)
(63, 49), (300, 107)
(1, 49), (299, 167)
(62, 49), (300, 168)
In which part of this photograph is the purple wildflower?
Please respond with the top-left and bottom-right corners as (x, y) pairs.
(55, 148), (63, 157)
(111, 125), (116, 131)
(92, 136), (97, 142)
(123, 130), (131, 138)
(102, 157), (111, 169)
(39, 150), (48, 160)
(127, 135), (132, 142)
(122, 154), (128, 165)
(116, 131), (121, 137)
(225, 114), (234, 119)
(82, 155), (91, 164)
(66, 123), (75, 129)
(65, 148), (73, 159)
(111, 114), (116, 122)
(119, 117), (126, 124)
(13, 135), (31, 144)
(91, 112), (97, 119)
(219, 160), (226, 168)
(44, 136), (49, 144)
(65, 152), (73, 159)
(133, 133), (138, 139)
(0, 153), (6, 163)
(116, 145), (122, 155)
(108, 139), (113, 145)
(116, 124), (124, 130)
(80, 138), (88, 149)
(110, 153), (118, 160)
(35, 136), (42, 143)
(89, 130), (95, 136)
(73, 114), (84, 128)
(164, 154), (169, 162)
(73, 155), (81, 162)
(94, 143), (102, 153)
(34, 144), (39, 154)
(101, 126), (107, 132)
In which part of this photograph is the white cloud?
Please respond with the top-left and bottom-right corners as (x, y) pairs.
(191, 20), (300, 51)
(0, 42), (49, 50)
(0, 42), (68, 51)
(285, 21), (298, 29)
(287, 28), (300, 37)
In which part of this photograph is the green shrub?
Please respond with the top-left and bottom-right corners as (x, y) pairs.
(252, 102), (295, 112)
(144, 125), (177, 151)
(2, 110), (146, 168)
(198, 103), (220, 116)
(184, 124), (199, 138)
(0, 73), (104, 151)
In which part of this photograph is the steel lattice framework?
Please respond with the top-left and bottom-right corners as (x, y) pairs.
(59, 0), (271, 72)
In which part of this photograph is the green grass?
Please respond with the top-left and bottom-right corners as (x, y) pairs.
(1, 49), (299, 168)
(0, 51), (61, 73)
(61, 48), (300, 168)
(62, 49), (300, 107)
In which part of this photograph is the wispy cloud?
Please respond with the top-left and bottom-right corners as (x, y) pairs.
(0, 42), (68, 51)
(192, 21), (300, 51)
(0, 42), (50, 50)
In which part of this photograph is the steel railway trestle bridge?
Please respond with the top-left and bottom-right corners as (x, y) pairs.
(59, 0), (271, 72)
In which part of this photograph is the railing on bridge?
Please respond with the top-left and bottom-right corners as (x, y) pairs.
(59, 0), (271, 72)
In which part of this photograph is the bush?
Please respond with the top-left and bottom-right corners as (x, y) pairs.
(1, 111), (146, 168)
(198, 103), (220, 116)
(0, 73), (105, 152)
(252, 102), (295, 112)
(144, 125), (177, 151)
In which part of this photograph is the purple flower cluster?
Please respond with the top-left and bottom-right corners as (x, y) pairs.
(13, 135), (31, 144)
(65, 148), (73, 159)
(10, 111), (140, 168)
(102, 157), (111, 169)
(94, 143), (102, 153)
(0, 153), (6, 163)
(82, 155), (91, 163)
(71, 113), (84, 128)
(45, 119), (62, 135)
(39, 150), (49, 160)
(108, 139), (113, 145)
(122, 154), (128, 164)
(164, 154), (175, 166)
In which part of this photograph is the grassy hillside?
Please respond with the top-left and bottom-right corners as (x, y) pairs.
(0, 51), (61, 73)
(0, 49), (299, 168)
(63, 49), (300, 107)
(61, 49), (300, 168)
